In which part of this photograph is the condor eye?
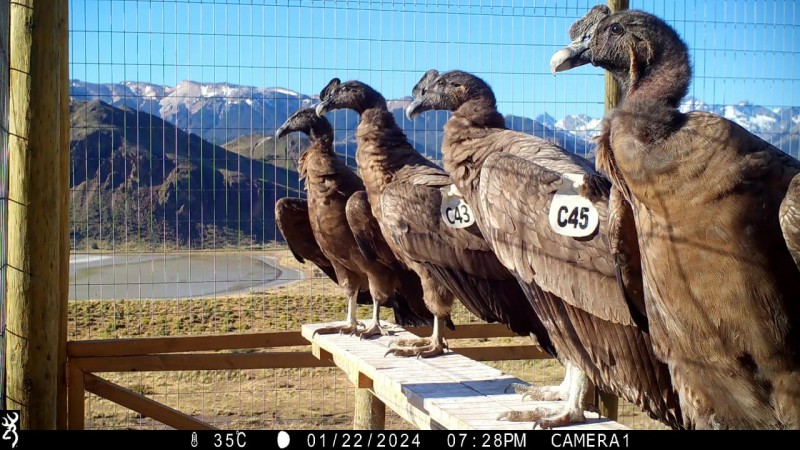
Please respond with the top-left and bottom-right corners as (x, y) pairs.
(610, 23), (624, 35)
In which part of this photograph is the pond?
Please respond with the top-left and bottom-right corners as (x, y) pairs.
(69, 252), (303, 300)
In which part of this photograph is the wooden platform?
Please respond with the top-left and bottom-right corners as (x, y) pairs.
(302, 322), (628, 430)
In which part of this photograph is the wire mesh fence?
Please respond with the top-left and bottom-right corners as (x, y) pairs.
(65, 0), (799, 430)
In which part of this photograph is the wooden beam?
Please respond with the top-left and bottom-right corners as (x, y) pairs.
(6, 0), (67, 429)
(353, 388), (385, 430)
(70, 351), (335, 373)
(406, 323), (517, 340)
(83, 373), (216, 430)
(598, 390), (620, 421)
(450, 345), (551, 361)
(311, 343), (333, 362)
(67, 363), (85, 430)
(57, 0), (70, 430)
(66, 330), (308, 358)
(605, 0), (630, 110)
(600, 0), (628, 422)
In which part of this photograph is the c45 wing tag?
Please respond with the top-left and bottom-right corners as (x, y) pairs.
(548, 173), (600, 237)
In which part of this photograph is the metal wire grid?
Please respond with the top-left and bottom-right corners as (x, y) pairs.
(0, 0), (8, 411)
(66, 0), (798, 430)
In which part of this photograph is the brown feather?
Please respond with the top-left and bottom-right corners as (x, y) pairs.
(322, 80), (554, 347)
(781, 174), (800, 271)
(447, 121), (684, 428)
(417, 69), (686, 428)
(277, 108), (434, 327)
(600, 104), (800, 429)
(576, 8), (800, 428)
(274, 197), (371, 306)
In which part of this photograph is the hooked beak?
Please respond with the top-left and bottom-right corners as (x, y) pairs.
(405, 98), (427, 120)
(315, 99), (331, 117)
(275, 123), (290, 139)
(550, 39), (592, 74)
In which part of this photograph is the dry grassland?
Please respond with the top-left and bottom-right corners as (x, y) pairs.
(68, 248), (666, 430)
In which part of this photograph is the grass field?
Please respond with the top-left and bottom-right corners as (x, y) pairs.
(68, 248), (667, 430)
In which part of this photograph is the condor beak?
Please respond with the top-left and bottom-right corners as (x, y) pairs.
(405, 98), (426, 120)
(550, 39), (593, 74)
(275, 123), (290, 139)
(315, 99), (332, 117)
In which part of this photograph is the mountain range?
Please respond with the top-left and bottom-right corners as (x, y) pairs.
(70, 99), (300, 250)
(69, 79), (800, 248)
(71, 79), (800, 160)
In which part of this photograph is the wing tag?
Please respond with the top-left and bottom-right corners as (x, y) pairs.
(548, 173), (600, 237)
(440, 185), (476, 229)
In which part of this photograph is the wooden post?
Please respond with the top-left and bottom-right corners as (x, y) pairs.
(353, 388), (385, 430)
(57, 0), (70, 430)
(6, 0), (67, 429)
(66, 363), (84, 430)
(597, 0), (629, 423)
(605, 0), (630, 112)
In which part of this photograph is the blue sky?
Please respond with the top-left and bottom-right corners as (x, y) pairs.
(69, 0), (799, 119)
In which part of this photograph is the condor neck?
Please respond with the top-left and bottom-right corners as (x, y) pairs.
(355, 107), (429, 192)
(357, 107), (416, 161)
(622, 56), (690, 108)
(299, 138), (335, 173)
(443, 99), (507, 184)
(452, 98), (506, 129)
(308, 130), (334, 149)
(354, 98), (389, 115)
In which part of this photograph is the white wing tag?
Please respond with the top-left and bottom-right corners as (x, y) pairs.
(548, 173), (600, 237)
(440, 185), (476, 229)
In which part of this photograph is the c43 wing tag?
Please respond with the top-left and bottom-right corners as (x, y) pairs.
(440, 185), (476, 229)
(548, 173), (600, 237)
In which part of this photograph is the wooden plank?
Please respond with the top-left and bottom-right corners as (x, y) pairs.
(84, 373), (216, 430)
(66, 331), (308, 357)
(6, 0), (67, 429)
(451, 345), (550, 361)
(371, 375), (431, 430)
(56, 0), (70, 429)
(303, 322), (629, 431)
(71, 351), (334, 373)
(67, 363), (85, 430)
(406, 323), (517, 339)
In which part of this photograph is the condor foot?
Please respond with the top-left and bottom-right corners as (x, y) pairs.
(503, 383), (564, 402)
(357, 321), (394, 339)
(497, 406), (586, 429)
(312, 322), (365, 337)
(384, 337), (448, 358)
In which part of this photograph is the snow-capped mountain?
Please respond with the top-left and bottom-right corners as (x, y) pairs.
(70, 79), (316, 145)
(554, 113), (604, 142)
(551, 96), (799, 158)
(70, 80), (800, 159)
(679, 97), (800, 136)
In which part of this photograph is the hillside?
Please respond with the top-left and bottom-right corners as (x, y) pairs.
(67, 80), (799, 250)
(222, 133), (317, 172)
(70, 100), (302, 250)
(70, 79), (598, 165)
